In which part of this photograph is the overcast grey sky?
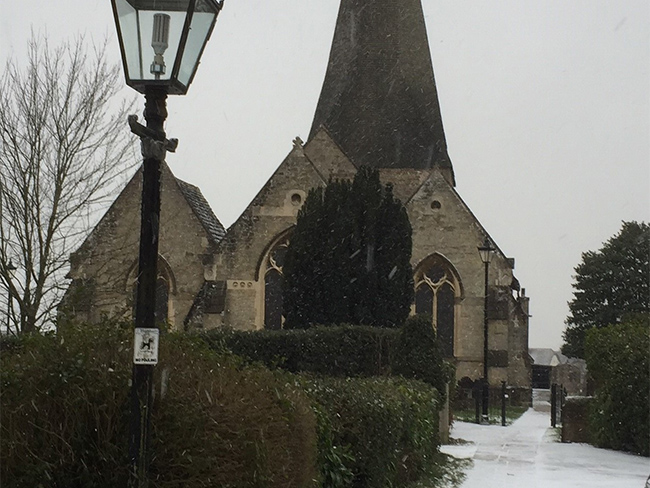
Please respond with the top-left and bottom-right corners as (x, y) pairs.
(1, 1), (648, 350)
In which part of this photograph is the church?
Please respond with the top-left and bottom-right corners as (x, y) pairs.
(65, 0), (531, 391)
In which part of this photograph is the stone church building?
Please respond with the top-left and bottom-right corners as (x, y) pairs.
(65, 0), (531, 390)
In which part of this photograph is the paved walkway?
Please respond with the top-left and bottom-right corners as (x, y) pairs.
(441, 407), (649, 488)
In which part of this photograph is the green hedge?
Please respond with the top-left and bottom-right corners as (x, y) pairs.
(297, 375), (442, 488)
(1, 321), (318, 487)
(202, 318), (453, 398)
(585, 317), (649, 456)
(1, 321), (455, 487)
(203, 325), (396, 377)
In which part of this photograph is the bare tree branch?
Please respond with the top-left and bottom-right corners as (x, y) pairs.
(0, 34), (137, 334)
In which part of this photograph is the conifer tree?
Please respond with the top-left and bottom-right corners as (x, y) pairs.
(374, 183), (413, 327)
(562, 221), (649, 357)
(283, 167), (413, 329)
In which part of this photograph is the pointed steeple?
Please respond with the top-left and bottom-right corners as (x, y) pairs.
(310, 0), (454, 184)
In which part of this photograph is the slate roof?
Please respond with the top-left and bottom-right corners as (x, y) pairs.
(529, 348), (568, 367)
(310, 0), (454, 177)
(175, 179), (225, 245)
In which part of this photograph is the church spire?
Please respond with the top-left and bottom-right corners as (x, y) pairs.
(310, 0), (454, 183)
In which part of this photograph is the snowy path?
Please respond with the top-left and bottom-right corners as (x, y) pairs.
(441, 408), (649, 488)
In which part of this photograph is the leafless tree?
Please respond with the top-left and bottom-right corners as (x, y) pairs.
(0, 34), (136, 335)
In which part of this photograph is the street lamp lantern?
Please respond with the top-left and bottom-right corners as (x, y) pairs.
(477, 237), (495, 423)
(111, 0), (225, 95)
(478, 238), (495, 265)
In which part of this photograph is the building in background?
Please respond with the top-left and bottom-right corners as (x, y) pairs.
(530, 348), (587, 396)
(64, 0), (531, 393)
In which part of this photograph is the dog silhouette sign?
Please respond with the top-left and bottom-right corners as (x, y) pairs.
(134, 328), (160, 365)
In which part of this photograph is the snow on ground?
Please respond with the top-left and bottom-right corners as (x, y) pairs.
(442, 408), (650, 488)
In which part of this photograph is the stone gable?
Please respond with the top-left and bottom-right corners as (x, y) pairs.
(208, 141), (333, 330)
(65, 163), (223, 330)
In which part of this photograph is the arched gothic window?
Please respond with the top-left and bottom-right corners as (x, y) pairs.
(263, 236), (290, 330)
(413, 256), (461, 358)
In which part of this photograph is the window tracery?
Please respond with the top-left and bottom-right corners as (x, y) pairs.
(263, 236), (290, 330)
(414, 256), (461, 358)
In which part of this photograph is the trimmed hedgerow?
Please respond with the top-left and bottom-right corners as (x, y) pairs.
(0, 320), (319, 487)
(295, 375), (442, 488)
(585, 316), (649, 456)
(202, 325), (397, 378)
(202, 322), (454, 396)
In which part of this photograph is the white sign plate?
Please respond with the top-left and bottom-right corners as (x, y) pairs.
(133, 328), (159, 365)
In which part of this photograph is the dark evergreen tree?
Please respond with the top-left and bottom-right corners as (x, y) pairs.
(374, 183), (414, 327)
(282, 186), (327, 328)
(561, 221), (649, 358)
(283, 167), (413, 329)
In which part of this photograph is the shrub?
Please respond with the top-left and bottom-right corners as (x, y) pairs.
(393, 315), (455, 397)
(1, 319), (319, 487)
(151, 334), (318, 487)
(585, 316), (649, 456)
(297, 375), (441, 488)
(203, 325), (397, 378)
(1, 320), (133, 486)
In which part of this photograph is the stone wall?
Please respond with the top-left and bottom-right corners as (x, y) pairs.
(562, 397), (593, 443)
(213, 139), (334, 331)
(406, 170), (530, 388)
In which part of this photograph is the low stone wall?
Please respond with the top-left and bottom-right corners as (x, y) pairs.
(562, 396), (593, 443)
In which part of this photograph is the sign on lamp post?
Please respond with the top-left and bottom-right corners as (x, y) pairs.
(133, 328), (160, 365)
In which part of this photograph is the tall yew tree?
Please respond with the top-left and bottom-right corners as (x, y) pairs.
(562, 221), (649, 357)
(283, 167), (413, 329)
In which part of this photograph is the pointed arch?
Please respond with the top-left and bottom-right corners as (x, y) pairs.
(413, 253), (463, 358)
(257, 228), (294, 330)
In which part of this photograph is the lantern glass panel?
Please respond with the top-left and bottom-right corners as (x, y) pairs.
(177, 8), (217, 86)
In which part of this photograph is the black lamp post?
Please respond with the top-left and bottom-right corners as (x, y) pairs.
(478, 237), (495, 423)
(110, 1), (224, 485)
